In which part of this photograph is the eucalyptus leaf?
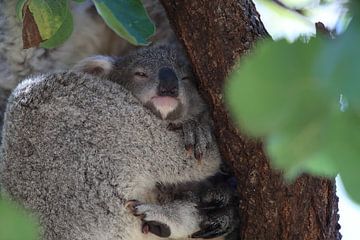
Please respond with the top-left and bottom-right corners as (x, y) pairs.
(92, 0), (155, 46)
(15, 0), (27, 21)
(28, 0), (69, 41)
(40, 8), (73, 49)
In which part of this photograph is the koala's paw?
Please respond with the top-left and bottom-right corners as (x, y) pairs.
(182, 119), (213, 161)
(191, 178), (240, 239)
(125, 200), (171, 238)
(191, 205), (239, 239)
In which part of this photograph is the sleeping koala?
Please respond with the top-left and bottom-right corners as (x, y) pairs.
(73, 44), (214, 160)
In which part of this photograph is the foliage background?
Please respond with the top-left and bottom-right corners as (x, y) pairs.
(251, 1), (359, 239)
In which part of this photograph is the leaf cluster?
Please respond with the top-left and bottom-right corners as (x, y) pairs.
(226, 19), (360, 203)
(16, 0), (155, 48)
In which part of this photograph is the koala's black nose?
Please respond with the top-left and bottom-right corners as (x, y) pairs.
(158, 67), (179, 97)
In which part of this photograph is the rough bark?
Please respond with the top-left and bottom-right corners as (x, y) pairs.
(159, 0), (341, 239)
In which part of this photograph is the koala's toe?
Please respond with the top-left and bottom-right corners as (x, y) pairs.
(183, 121), (196, 152)
(194, 125), (213, 161)
(124, 200), (142, 213)
(125, 200), (149, 219)
(194, 144), (204, 161)
(193, 206), (239, 239)
(143, 221), (171, 238)
(191, 225), (227, 239)
(167, 123), (182, 131)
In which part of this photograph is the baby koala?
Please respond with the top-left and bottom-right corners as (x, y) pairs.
(73, 44), (213, 160)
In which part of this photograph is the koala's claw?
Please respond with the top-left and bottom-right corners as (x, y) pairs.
(191, 225), (227, 239)
(194, 145), (204, 161)
(193, 205), (239, 239)
(125, 201), (172, 238)
(125, 200), (142, 214)
(125, 200), (148, 219)
(142, 223), (150, 234)
(167, 123), (182, 131)
(142, 221), (171, 237)
(183, 120), (213, 161)
(192, 180), (240, 239)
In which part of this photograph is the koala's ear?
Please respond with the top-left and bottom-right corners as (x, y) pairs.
(72, 55), (115, 77)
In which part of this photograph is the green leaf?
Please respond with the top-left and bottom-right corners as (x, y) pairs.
(327, 111), (360, 202)
(266, 121), (338, 179)
(0, 199), (39, 240)
(28, 0), (70, 41)
(265, 113), (339, 179)
(316, 21), (360, 112)
(92, 0), (155, 46)
(40, 8), (73, 49)
(16, 0), (27, 21)
(225, 20), (360, 203)
(226, 39), (328, 137)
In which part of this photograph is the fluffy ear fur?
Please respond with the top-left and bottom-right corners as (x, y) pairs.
(72, 55), (116, 77)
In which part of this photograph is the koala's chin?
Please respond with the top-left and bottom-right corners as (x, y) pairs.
(146, 97), (184, 121)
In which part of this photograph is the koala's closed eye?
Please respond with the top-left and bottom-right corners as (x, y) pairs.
(134, 71), (148, 78)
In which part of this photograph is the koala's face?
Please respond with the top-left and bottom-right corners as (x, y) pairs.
(110, 45), (200, 121)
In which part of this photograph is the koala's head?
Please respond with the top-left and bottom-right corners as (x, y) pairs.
(73, 45), (205, 122)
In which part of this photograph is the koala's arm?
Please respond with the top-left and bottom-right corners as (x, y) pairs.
(127, 171), (240, 239)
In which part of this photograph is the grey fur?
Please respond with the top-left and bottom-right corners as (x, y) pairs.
(0, 71), (223, 240)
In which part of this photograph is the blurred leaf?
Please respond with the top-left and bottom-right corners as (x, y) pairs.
(92, 0), (155, 46)
(281, 0), (315, 9)
(226, 20), (360, 203)
(316, 21), (360, 112)
(226, 39), (328, 137)
(0, 199), (39, 240)
(266, 120), (338, 179)
(254, 0), (315, 41)
(328, 110), (360, 202)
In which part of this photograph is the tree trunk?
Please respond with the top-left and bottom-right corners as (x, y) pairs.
(159, 0), (341, 239)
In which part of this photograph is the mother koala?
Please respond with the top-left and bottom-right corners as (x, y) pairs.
(0, 59), (239, 239)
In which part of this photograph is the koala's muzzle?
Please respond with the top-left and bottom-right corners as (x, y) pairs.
(158, 67), (179, 97)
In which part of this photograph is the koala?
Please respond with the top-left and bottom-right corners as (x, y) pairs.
(0, 69), (239, 240)
(0, 0), (174, 90)
(73, 45), (213, 159)
(71, 45), (239, 237)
